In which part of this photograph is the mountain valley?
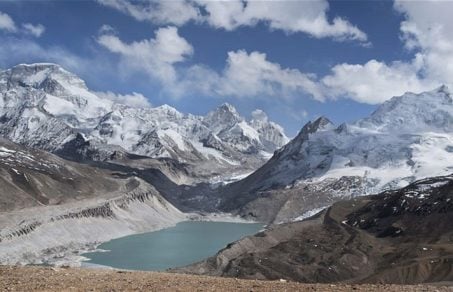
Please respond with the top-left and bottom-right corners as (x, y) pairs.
(178, 174), (453, 284)
(0, 63), (453, 286)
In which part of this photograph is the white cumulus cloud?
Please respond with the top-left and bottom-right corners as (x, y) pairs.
(395, 0), (453, 85)
(97, 0), (367, 43)
(96, 0), (453, 106)
(218, 50), (324, 100)
(0, 11), (17, 32)
(316, 1), (453, 104)
(321, 58), (434, 104)
(0, 11), (45, 37)
(97, 0), (200, 26)
(200, 0), (367, 41)
(97, 26), (193, 84)
(155, 49), (326, 100)
(96, 91), (152, 108)
(22, 23), (46, 37)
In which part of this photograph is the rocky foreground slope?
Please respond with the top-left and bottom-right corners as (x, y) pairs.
(2, 266), (447, 292)
(218, 86), (453, 223)
(0, 138), (186, 265)
(178, 174), (453, 284)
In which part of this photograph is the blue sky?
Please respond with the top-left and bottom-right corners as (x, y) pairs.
(0, 0), (450, 136)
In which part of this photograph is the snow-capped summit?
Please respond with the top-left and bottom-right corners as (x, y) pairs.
(311, 116), (335, 132)
(250, 111), (289, 153)
(7, 63), (87, 90)
(220, 87), (453, 220)
(0, 63), (112, 124)
(358, 85), (453, 133)
(202, 104), (289, 155)
(203, 103), (242, 134)
(0, 63), (288, 181)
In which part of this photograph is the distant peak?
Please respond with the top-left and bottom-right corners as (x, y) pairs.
(156, 104), (176, 110)
(8, 62), (75, 78)
(313, 116), (333, 129)
(335, 123), (348, 134)
(14, 63), (61, 68)
(292, 116), (334, 141)
(155, 104), (181, 115)
(217, 102), (238, 114)
(2, 62), (91, 95)
(207, 102), (241, 119)
(204, 102), (242, 129)
(11, 63), (65, 73)
(436, 84), (450, 94)
(358, 85), (453, 132)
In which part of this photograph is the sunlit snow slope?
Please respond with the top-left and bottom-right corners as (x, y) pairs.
(0, 63), (288, 180)
(220, 86), (453, 222)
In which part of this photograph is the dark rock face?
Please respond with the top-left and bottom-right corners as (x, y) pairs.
(176, 175), (453, 284)
(346, 176), (453, 238)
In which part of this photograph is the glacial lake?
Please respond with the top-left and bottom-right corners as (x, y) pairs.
(83, 221), (263, 271)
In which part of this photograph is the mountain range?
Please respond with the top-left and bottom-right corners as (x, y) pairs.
(1, 62), (453, 281)
(217, 85), (453, 223)
(0, 63), (288, 183)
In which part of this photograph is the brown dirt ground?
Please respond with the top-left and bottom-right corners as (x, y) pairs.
(0, 266), (452, 291)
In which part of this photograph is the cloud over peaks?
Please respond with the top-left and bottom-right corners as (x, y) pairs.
(22, 23), (45, 37)
(0, 11), (16, 32)
(97, 26), (193, 84)
(0, 11), (45, 37)
(96, 91), (152, 108)
(97, 0), (367, 43)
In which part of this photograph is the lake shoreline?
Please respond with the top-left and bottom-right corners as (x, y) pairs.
(82, 220), (264, 271)
(45, 213), (262, 269)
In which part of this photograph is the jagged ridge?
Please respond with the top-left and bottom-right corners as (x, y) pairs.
(0, 63), (289, 181)
(218, 86), (453, 222)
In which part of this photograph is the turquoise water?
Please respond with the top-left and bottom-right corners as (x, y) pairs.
(83, 221), (263, 271)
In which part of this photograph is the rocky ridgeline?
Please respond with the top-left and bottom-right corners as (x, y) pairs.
(0, 190), (171, 243)
(178, 174), (453, 284)
(0, 221), (42, 243)
(217, 86), (453, 223)
(346, 175), (453, 235)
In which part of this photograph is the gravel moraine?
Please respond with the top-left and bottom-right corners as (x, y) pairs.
(1, 266), (452, 291)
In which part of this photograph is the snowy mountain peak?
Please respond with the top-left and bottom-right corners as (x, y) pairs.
(234, 85), (453, 202)
(293, 116), (334, 141)
(204, 102), (243, 133)
(359, 86), (453, 132)
(437, 84), (450, 94)
(0, 63), (112, 127)
(218, 102), (239, 114)
(274, 117), (331, 159)
(153, 104), (183, 118)
(312, 116), (334, 132)
(0, 63), (289, 181)
(5, 63), (89, 93)
(14, 63), (62, 72)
